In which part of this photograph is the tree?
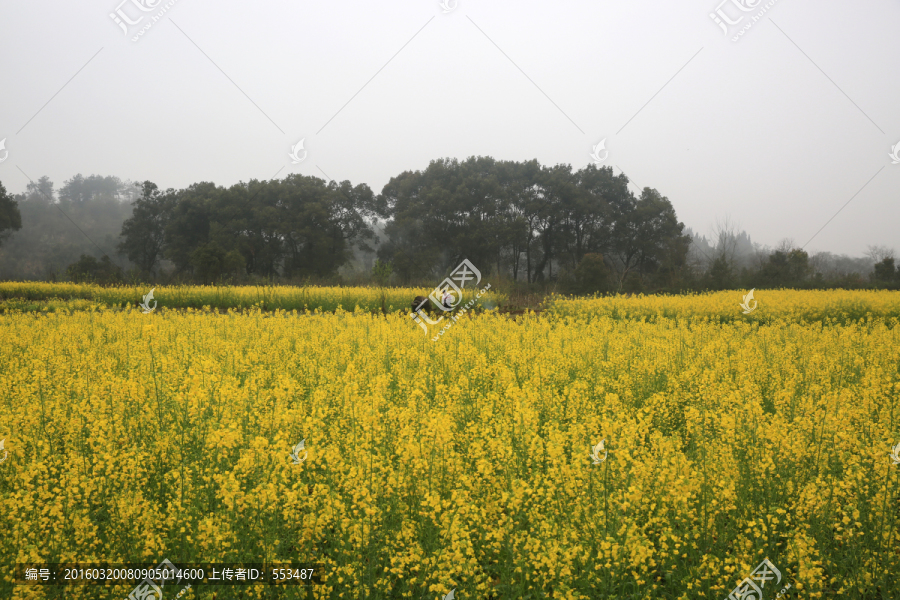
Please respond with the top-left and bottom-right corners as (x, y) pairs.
(190, 242), (245, 284)
(118, 174), (381, 283)
(163, 182), (219, 277)
(607, 188), (689, 291)
(496, 159), (539, 282)
(561, 164), (633, 272)
(865, 245), (895, 263)
(270, 175), (377, 279)
(0, 181), (22, 247)
(453, 156), (505, 276)
(573, 253), (611, 294)
(528, 164), (575, 282)
(378, 159), (468, 281)
(706, 255), (734, 290)
(873, 257), (896, 285)
(372, 259), (393, 286)
(0, 174), (134, 280)
(118, 181), (176, 277)
(59, 174), (136, 204)
(758, 247), (811, 287)
(703, 219), (744, 290)
(711, 217), (740, 267)
(66, 254), (123, 284)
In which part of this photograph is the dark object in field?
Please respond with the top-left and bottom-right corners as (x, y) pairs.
(412, 295), (433, 313)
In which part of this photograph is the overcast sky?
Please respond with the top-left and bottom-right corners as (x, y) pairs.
(1, 0), (898, 256)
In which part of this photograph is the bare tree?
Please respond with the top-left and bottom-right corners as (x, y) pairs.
(777, 238), (797, 253)
(712, 216), (741, 267)
(865, 245), (895, 263)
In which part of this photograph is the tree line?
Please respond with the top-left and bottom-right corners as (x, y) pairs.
(114, 157), (692, 291)
(0, 158), (897, 292)
(117, 176), (379, 283)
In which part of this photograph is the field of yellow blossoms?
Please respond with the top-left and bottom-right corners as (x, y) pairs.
(0, 282), (504, 314)
(1, 287), (899, 599)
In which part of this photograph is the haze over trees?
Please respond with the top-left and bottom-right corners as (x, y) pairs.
(0, 181), (23, 250)
(0, 158), (896, 291)
(0, 174), (136, 281)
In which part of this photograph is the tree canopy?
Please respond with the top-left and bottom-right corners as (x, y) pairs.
(377, 157), (689, 290)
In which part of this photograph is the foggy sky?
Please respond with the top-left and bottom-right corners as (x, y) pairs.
(1, 0), (898, 256)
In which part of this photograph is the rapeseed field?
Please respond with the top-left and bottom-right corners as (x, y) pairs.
(0, 282), (503, 314)
(1, 289), (898, 599)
